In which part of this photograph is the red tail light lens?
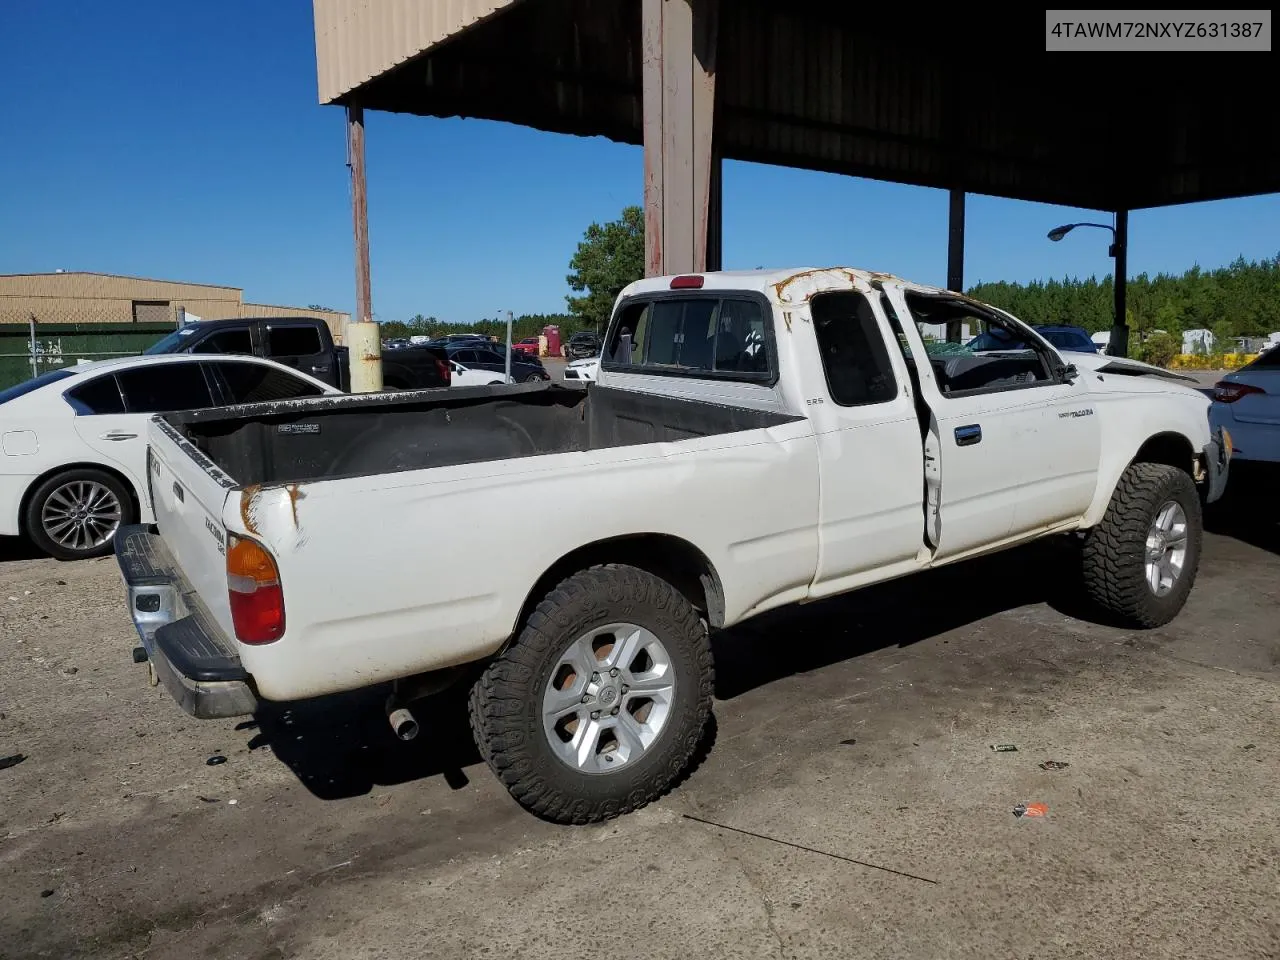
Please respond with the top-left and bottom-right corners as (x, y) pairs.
(1212, 381), (1264, 403)
(435, 355), (450, 384)
(670, 275), (704, 289)
(227, 534), (284, 644)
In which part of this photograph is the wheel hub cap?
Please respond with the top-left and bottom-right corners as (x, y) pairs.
(1144, 500), (1188, 598)
(541, 622), (676, 775)
(41, 480), (123, 553)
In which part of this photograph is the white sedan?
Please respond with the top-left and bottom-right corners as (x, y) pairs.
(1209, 347), (1280, 465)
(0, 354), (340, 560)
(561, 357), (599, 382)
(449, 360), (513, 387)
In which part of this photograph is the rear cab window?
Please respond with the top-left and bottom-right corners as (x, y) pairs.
(602, 293), (775, 383)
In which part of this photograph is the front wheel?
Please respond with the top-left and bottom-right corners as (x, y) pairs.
(25, 468), (135, 561)
(1081, 462), (1203, 628)
(469, 564), (714, 824)
(523, 372), (549, 382)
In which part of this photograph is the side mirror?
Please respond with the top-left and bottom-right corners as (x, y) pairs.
(1060, 362), (1079, 382)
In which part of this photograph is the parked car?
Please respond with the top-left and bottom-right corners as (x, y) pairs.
(564, 331), (602, 359)
(561, 357), (599, 382)
(0, 354), (339, 560)
(513, 337), (542, 358)
(449, 360), (513, 387)
(967, 323), (1098, 354)
(443, 343), (549, 382)
(114, 266), (1229, 827)
(1209, 345), (1280, 464)
(144, 317), (451, 390)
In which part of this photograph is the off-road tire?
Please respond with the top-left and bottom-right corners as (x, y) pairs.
(469, 564), (714, 824)
(1081, 462), (1202, 628)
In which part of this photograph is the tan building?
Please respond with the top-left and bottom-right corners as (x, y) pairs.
(0, 272), (350, 343)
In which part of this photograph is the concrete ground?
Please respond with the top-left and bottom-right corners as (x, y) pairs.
(1, 493), (1277, 959)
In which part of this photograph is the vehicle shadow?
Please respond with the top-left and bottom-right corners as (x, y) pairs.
(712, 539), (1086, 699)
(0, 536), (47, 563)
(255, 539), (1088, 800)
(251, 681), (482, 801)
(1204, 465), (1280, 555)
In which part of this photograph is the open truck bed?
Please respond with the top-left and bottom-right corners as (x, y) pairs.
(169, 381), (799, 485)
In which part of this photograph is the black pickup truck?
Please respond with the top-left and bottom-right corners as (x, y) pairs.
(143, 316), (451, 390)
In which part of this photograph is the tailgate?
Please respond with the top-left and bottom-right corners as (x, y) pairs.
(146, 417), (238, 644)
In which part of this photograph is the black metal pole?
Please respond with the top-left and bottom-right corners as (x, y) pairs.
(946, 189), (965, 341)
(1108, 210), (1128, 357)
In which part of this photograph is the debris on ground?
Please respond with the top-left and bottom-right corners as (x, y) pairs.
(1243, 744), (1256, 750)
(991, 744), (1018, 753)
(206, 755), (227, 766)
(1039, 760), (1069, 770)
(0, 753), (27, 771)
(40, 889), (54, 898)
(1012, 802), (1049, 818)
(198, 796), (220, 803)
(839, 738), (857, 745)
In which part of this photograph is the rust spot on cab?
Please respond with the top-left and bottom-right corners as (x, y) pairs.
(239, 484), (262, 536)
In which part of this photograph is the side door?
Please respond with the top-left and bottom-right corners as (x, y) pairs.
(205, 359), (330, 406)
(264, 322), (336, 386)
(68, 363), (217, 518)
(803, 290), (929, 597)
(883, 287), (1102, 560)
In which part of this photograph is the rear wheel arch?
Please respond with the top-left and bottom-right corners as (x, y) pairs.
(512, 534), (726, 640)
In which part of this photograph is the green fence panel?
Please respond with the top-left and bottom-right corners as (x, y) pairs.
(0, 323), (176, 390)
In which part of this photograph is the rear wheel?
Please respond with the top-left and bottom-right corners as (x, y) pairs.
(25, 468), (135, 561)
(523, 372), (549, 382)
(1081, 462), (1202, 627)
(469, 564), (713, 824)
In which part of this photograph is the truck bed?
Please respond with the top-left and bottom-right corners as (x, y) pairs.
(162, 382), (802, 486)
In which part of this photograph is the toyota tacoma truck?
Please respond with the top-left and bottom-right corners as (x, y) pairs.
(113, 267), (1230, 824)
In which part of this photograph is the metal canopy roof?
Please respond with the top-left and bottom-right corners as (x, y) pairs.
(314, 0), (1279, 211)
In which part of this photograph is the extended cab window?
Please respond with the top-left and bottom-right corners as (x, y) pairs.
(267, 325), (323, 358)
(811, 293), (897, 406)
(902, 293), (1056, 397)
(604, 295), (772, 382)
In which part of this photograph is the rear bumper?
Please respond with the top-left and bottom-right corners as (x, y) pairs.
(114, 525), (257, 719)
(1202, 429), (1231, 504)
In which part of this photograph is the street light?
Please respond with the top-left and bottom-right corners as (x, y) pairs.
(1047, 221), (1118, 257)
(1046, 216), (1129, 358)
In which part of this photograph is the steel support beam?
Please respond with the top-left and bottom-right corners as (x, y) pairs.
(642, 0), (719, 276)
(1107, 209), (1129, 358)
(945, 189), (965, 341)
(346, 102), (382, 390)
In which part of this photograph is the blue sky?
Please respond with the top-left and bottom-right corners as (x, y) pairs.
(2, 1), (1277, 325)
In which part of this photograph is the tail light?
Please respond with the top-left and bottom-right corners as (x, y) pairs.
(227, 533), (284, 644)
(435, 355), (450, 385)
(670, 275), (704, 289)
(1212, 381), (1264, 403)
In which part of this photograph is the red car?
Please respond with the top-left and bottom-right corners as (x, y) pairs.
(513, 337), (542, 358)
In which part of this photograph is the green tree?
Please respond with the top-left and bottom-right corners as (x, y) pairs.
(566, 205), (645, 330)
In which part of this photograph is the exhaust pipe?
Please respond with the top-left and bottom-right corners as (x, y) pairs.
(386, 700), (419, 741)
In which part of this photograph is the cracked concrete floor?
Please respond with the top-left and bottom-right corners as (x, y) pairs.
(1, 514), (1277, 960)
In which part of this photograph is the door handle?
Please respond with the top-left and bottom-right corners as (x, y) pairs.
(100, 431), (138, 441)
(954, 424), (982, 446)
(172, 482), (184, 503)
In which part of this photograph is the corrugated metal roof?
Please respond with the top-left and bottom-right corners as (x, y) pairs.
(312, 0), (1280, 210)
(314, 0), (522, 104)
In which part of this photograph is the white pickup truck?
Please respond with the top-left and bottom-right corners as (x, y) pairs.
(114, 267), (1230, 824)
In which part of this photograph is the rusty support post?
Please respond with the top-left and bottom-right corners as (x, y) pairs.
(1107, 210), (1129, 358)
(346, 101), (381, 390)
(642, 0), (718, 276)
(945, 189), (965, 341)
